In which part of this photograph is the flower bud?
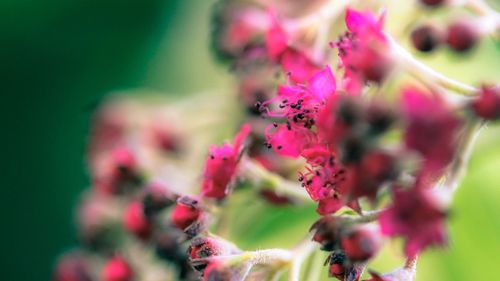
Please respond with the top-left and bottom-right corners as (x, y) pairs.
(102, 256), (133, 281)
(310, 216), (342, 251)
(189, 237), (241, 272)
(419, 0), (446, 8)
(142, 181), (177, 217)
(411, 25), (442, 53)
(53, 253), (92, 281)
(171, 196), (206, 238)
(341, 225), (382, 261)
(123, 201), (152, 239)
(203, 262), (233, 281)
(471, 85), (500, 120)
(327, 251), (347, 280)
(446, 21), (478, 52)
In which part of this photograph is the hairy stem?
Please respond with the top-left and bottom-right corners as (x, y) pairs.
(240, 158), (311, 202)
(288, 239), (319, 281)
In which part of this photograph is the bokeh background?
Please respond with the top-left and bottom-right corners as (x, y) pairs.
(1, 0), (499, 280)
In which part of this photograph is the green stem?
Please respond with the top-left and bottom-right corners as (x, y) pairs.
(240, 159), (311, 202)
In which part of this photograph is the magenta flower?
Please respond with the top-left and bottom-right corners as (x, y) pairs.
(265, 11), (320, 82)
(265, 12), (288, 61)
(202, 124), (251, 199)
(299, 145), (361, 215)
(334, 8), (392, 94)
(379, 187), (447, 257)
(401, 87), (462, 184)
(262, 66), (336, 158)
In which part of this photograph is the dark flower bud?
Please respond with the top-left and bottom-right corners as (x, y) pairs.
(360, 53), (393, 83)
(341, 225), (382, 261)
(411, 25), (442, 53)
(310, 216), (342, 251)
(188, 237), (242, 271)
(327, 251), (366, 281)
(327, 251), (347, 280)
(102, 256), (133, 281)
(446, 21), (479, 52)
(419, 0), (446, 8)
(53, 253), (93, 281)
(471, 85), (500, 120)
(154, 230), (184, 262)
(203, 262), (234, 281)
(365, 102), (396, 136)
(142, 181), (177, 217)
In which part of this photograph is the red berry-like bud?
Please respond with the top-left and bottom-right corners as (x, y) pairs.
(471, 85), (500, 120)
(171, 196), (201, 230)
(411, 25), (442, 53)
(341, 225), (382, 261)
(112, 147), (136, 173)
(53, 253), (92, 281)
(359, 50), (392, 83)
(123, 201), (151, 239)
(446, 21), (478, 52)
(102, 256), (133, 281)
(419, 0), (446, 7)
(327, 251), (347, 280)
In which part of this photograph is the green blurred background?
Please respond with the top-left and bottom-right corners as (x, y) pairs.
(1, 0), (499, 280)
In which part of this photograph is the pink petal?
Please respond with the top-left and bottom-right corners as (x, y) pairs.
(308, 65), (336, 100)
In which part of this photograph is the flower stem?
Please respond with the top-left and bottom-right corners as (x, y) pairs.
(288, 239), (319, 281)
(444, 119), (484, 193)
(387, 35), (478, 96)
(240, 158), (311, 202)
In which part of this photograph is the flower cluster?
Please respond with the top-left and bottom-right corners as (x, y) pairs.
(54, 0), (500, 281)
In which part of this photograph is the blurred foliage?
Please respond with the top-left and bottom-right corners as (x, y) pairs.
(1, 0), (499, 280)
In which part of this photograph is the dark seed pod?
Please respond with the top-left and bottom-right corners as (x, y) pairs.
(446, 21), (479, 53)
(411, 25), (442, 53)
(419, 0), (446, 8)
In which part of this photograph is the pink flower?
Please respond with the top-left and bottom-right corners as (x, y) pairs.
(265, 12), (320, 82)
(299, 145), (361, 215)
(334, 8), (392, 94)
(265, 12), (288, 61)
(379, 187), (447, 257)
(266, 124), (317, 158)
(202, 124), (251, 199)
(262, 66), (336, 158)
(280, 48), (322, 83)
(401, 87), (462, 184)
